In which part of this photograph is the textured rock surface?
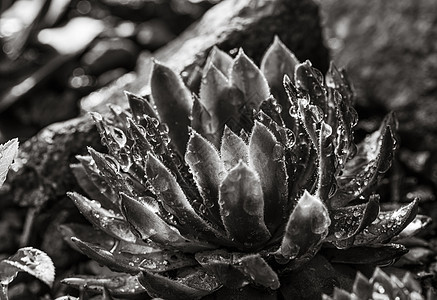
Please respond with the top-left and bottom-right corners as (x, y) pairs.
(6, 0), (330, 207)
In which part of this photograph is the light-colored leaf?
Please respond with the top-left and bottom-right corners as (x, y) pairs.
(0, 247), (55, 287)
(0, 138), (18, 187)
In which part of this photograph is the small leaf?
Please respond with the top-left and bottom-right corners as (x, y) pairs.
(0, 247), (55, 287)
(230, 49), (270, 110)
(295, 61), (327, 110)
(204, 46), (232, 77)
(0, 138), (19, 187)
(218, 162), (271, 248)
(139, 268), (221, 300)
(249, 121), (288, 233)
(62, 274), (147, 297)
(352, 272), (372, 299)
(220, 125), (249, 171)
(278, 191), (330, 266)
(393, 214), (432, 241)
(195, 250), (278, 290)
(125, 92), (159, 123)
(151, 61), (192, 155)
(68, 192), (137, 243)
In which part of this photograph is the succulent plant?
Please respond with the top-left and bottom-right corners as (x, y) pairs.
(61, 37), (429, 299)
(324, 267), (424, 300)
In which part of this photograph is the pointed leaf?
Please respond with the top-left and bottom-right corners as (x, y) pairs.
(68, 192), (137, 243)
(328, 195), (379, 243)
(62, 274), (147, 297)
(59, 223), (115, 252)
(0, 138), (18, 187)
(370, 268), (395, 297)
(316, 121), (336, 201)
(146, 154), (231, 246)
(323, 244), (408, 265)
(261, 36), (299, 127)
(295, 61), (327, 110)
(125, 91), (159, 123)
(204, 46), (232, 77)
(230, 49), (270, 110)
(139, 268), (221, 300)
(393, 214), (432, 241)
(121, 194), (214, 252)
(195, 250), (278, 290)
(333, 113), (397, 207)
(353, 200), (418, 246)
(185, 130), (226, 223)
(218, 162), (270, 248)
(249, 121), (288, 233)
(278, 191), (330, 265)
(0, 247), (55, 287)
(71, 162), (119, 212)
(220, 125), (249, 170)
(151, 61), (192, 155)
(237, 254), (280, 290)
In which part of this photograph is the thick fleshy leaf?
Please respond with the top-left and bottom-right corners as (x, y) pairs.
(323, 244), (408, 265)
(185, 130), (226, 223)
(237, 254), (280, 290)
(121, 194), (214, 252)
(0, 138), (18, 187)
(393, 214), (432, 241)
(249, 121), (288, 233)
(76, 155), (120, 210)
(146, 154), (230, 246)
(126, 118), (153, 156)
(204, 46), (232, 77)
(261, 36), (299, 128)
(125, 92), (159, 123)
(68, 192), (137, 243)
(60, 223), (115, 252)
(230, 49), (270, 110)
(333, 113), (397, 207)
(328, 195), (380, 243)
(353, 200), (418, 246)
(139, 268), (221, 300)
(295, 61), (327, 110)
(278, 191), (330, 265)
(218, 162), (271, 248)
(370, 268), (395, 297)
(91, 112), (127, 156)
(316, 121), (336, 201)
(62, 274), (147, 297)
(195, 250), (279, 290)
(71, 162), (119, 212)
(220, 125), (249, 170)
(151, 61), (192, 155)
(0, 247), (55, 287)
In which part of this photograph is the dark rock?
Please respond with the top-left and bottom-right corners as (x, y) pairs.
(6, 0), (329, 208)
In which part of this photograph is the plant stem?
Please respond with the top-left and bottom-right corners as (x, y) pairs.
(0, 284), (8, 300)
(20, 207), (37, 247)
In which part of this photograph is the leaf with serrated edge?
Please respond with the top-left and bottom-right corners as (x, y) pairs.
(0, 247), (55, 287)
(203, 46), (232, 78)
(68, 192), (137, 243)
(230, 49), (270, 111)
(185, 129), (226, 223)
(151, 61), (192, 155)
(249, 121), (288, 233)
(0, 138), (18, 187)
(220, 125), (248, 171)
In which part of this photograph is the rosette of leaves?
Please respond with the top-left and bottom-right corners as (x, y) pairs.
(324, 267), (424, 300)
(62, 37), (429, 299)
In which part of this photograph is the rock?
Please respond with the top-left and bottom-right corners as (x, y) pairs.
(6, 0), (329, 207)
